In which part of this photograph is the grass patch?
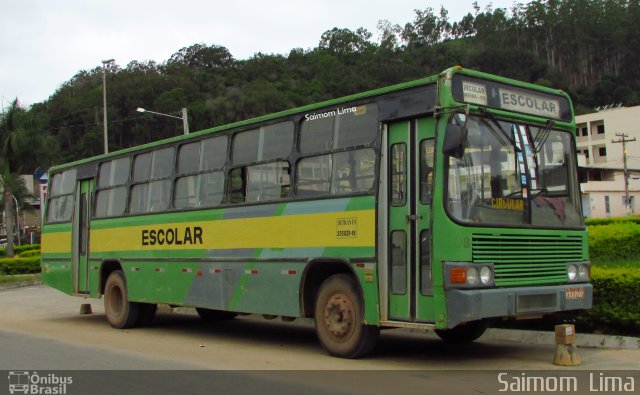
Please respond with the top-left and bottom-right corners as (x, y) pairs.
(0, 273), (41, 285)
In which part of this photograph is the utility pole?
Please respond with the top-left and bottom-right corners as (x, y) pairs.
(612, 133), (637, 216)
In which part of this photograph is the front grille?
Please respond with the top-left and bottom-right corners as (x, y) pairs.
(472, 233), (583, 287)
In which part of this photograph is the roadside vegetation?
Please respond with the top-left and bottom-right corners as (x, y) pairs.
(576, 217), (640, 335)
(0, 244), (41, 285)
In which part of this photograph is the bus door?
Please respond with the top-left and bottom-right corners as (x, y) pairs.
(386, 117), (436, 322)
(72, 178), (94, 294)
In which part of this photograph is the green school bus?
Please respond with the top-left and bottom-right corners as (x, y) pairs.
(42, 67), (592, 358)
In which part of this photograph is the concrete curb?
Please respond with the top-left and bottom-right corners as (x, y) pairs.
(482, 328), (640, 350)
(0, 280), (43, 291)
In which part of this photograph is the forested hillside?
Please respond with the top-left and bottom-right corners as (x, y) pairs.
(20, 0), (640, 164)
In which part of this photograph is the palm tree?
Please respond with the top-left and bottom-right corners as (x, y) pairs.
(1, 99), (56, 257)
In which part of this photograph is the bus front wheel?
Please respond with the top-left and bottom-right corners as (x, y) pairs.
(435, 320), (488, 343)
(104, 270), (140, 329)
(314, 274), (379, 358)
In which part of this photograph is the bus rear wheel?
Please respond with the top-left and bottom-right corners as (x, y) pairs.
(104, 270), (140, 329)
(314, 274), (379, 358)
(435, 320), (488, 343)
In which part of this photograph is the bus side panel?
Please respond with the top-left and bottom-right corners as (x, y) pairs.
(41, 224), (74, 295)
(88, 196), (377, 318)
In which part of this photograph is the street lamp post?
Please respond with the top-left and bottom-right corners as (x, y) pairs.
(101, 59), (115, 154)
(136, 107), (190, 135)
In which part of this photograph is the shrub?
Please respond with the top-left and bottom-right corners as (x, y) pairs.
(588, 222), (640, 261)
(0, 256), (41, 275)
(18, 250), (41, 258)
(585, 216), (640, 226)
(0, 244), (40, 257)
(576, 266), (640, 334)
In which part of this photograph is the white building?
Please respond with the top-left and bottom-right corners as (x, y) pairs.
(576, 105), (640, 218)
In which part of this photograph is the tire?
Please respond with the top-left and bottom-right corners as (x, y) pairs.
(195, 308), (238, 322)
(104, 270), (140, 329)
(137, 303), (157, 327)
(435, 320), (488, 343)
(314, 274), (379, 358)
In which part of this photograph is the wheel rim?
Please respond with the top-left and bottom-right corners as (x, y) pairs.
(323, 293), (356, 341)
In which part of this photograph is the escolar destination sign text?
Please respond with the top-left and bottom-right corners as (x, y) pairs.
(499, 88), (560, 119)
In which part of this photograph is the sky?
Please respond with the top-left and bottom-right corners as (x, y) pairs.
(0, 0), (520, 108)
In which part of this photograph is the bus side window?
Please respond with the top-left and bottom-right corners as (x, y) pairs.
(228, 167), (246, 204)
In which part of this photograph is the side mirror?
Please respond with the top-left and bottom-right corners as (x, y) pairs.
(443, 123), (465, 159)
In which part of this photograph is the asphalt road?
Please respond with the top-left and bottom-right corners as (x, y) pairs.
(1, 285), (639, 395)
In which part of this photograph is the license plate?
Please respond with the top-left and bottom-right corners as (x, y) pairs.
(565, 287), (585, 300)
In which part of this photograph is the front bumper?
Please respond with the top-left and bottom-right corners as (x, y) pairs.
(445, 283), (593, 328)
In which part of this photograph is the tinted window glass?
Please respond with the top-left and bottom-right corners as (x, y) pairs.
(151, 148), (174, 179)
(261, 123), (294, 161)
(133, 153), (152, 182)
(233, 122), (293, 165)
(335, 105), (378, 149)
(246, 161), (290, 202)
(233, 129), (260, 165)
(201, 136), (228, 171)
(177, 142), (200, 175)
(295, 155), (331, 196)
(300, 104), (378, 154)
(174, 172), (225, 209)
(300, 116), (334, 155)
(98, 157), (130, 187)
(50, 169), (76, 196)
(95, 187), (127, 217)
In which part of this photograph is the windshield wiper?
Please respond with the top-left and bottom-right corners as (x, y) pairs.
(479, 109), (521, 151)
(534, 120), (554, 153)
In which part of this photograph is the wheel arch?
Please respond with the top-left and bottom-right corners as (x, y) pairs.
(299, 258), (361, 318)
(100, 259), (123, 295)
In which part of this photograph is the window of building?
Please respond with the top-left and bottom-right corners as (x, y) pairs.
(599, 147), (607, 157)
(597, 124), (605, 134)
(605, 195), (611, 214)
(576, 124), (588, 137)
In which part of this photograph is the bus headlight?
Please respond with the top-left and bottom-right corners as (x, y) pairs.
(480, 266), (493, 285)
(445, 262), (494, 288)
(566, 262), (591, 282)
(578, 263), (590, 281)
(567, 264), (578, 281)
(467, 267), (479, 286)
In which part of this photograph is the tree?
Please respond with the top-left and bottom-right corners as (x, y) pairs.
(0, 99), (57, 257)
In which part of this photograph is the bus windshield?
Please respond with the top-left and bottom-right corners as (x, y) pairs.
(446, 113), (583, 228)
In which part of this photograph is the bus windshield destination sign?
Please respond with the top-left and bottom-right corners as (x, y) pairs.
(453, 74), (570, 121)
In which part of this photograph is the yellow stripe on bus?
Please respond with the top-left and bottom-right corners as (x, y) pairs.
(41, 232), (72, 254)
(89, 209), (375, 252)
